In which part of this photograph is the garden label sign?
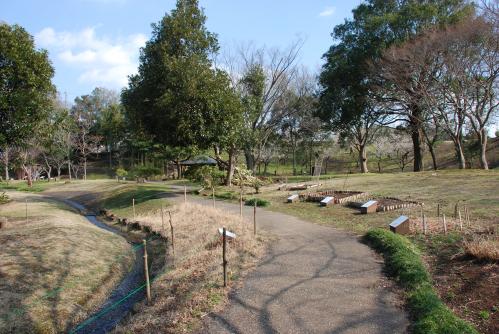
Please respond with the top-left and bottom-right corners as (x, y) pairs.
(218, 228), (236, 239)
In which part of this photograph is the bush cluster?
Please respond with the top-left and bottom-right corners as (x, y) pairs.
(244, 198), (270, 207)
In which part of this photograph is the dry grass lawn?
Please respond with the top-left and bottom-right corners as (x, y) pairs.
(0, 192), (134, 334)
(114, 202), (265, 333)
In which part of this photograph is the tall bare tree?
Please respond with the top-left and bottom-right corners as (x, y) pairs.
(235, 40), (304, 172)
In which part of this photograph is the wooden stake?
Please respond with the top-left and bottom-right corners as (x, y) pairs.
(212, 187), (215, 208)
(253, 200), (257, 236)
(222, 227), (227, 287)
(443, 214), (447, 234)
(184, 185), (187, 203)
(423, 214), (427, 235)
(239, 191), (243, 218)
(160, 207), (168, 264)
(458, 210), (463, 231)
(143, 239), (151, 304)
(454, 203), (458, 219)
(467, 207), (471, 226)
(132, 198), (136, 221)
(437, 203), (440, 218)
(168, 211), (175, 266)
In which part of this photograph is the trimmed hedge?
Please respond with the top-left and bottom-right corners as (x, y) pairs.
(244, 198), (270, 207)
(364, 229), (478, 334)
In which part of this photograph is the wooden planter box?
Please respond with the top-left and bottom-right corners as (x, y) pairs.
(389, 216), (410, 235)
(287, 194), (299, 203)
(361, 200), (378, 214)
(320, 196), (334, 207)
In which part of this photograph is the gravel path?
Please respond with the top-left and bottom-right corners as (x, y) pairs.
(168, 188), (409, 334)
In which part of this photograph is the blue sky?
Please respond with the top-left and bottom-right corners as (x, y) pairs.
(2, 0), (361, 102)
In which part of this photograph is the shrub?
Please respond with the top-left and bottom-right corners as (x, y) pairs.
(245, 198), (270, 207)
(184, 165), (225, 187)
(0, 192), (9, 204)
(115, 168), (128, 181)
(130, 166), (162, 180)
(216, 192), (237, 200)
(364, 228), (478, 334)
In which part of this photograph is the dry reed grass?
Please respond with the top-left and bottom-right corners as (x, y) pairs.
(0, 192), (134, 334)
(114, 202), (265, 334)
(463, 236), (499, 261)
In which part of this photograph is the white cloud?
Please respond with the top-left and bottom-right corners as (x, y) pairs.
(35, 26), (146, 89)
(319, 6), (336, 17)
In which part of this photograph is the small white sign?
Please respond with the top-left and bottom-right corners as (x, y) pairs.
(287, 194), (299, 201)
(362, 200), (378, 208)
(218, 228), (236, 239)
(321, 196), (334, 204)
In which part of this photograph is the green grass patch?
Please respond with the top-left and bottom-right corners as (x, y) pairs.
(215, 191), (238, 200)
(364, 228), (478, 334)
(0, 180), (64, 193)
(245, 198), (270, 207)
(100, 185), (170, 217)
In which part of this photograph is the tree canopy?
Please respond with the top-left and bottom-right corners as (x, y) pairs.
(318, 0), (474, 172)
(0, 23), (55, 148)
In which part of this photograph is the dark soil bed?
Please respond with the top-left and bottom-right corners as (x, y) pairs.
(302, 190), (366, 203)
(426, 246), (498, 334)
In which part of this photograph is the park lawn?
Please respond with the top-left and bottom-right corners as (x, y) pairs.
(42, 180), (172, 218)
(0, 191), (134, 334)
(0, 180), (68, 193)
(254, 169), (499, 233)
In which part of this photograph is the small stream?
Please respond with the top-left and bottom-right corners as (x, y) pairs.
(57, 199), (146, 334)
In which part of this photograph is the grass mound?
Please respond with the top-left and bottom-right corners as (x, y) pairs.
(244, 197), (270, 207)
(364, 228), (478, 334)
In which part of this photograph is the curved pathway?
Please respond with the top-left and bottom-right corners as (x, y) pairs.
(168, 187), (408, 334)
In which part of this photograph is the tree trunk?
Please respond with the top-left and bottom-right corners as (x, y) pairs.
(454, 139), (466, 169)
(57, 167), (62, 178)
(68, 160), (72, 181)
(410, 107), (424, 172)
(479, 129), (489, 170)
(108, 145), (112, 169)
(3, 148), (8, 181)
(263, 162), (269, 175)
(175, 160), (182, 179)
(358, 145), (368, 173)
(410, 126), (424, 172)
(225, 148), (236, 186)
(292, 145), (297, 176)
(378, 161), (381, 173)
(83, 157), (87, 181)
(244, 149), (255, 172)
(428, 144), (438, 171)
